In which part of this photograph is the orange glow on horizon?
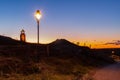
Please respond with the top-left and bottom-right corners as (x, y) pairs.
(13, 36), (120, 49)
(27, 39), (120, 48)
(26, 37), (55, 44)
(72, 40), (120, 49)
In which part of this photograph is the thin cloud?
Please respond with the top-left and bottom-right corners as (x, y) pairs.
(104, 40), (120, 45)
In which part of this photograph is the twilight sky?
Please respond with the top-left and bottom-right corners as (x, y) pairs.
(0, 0), (120, 48)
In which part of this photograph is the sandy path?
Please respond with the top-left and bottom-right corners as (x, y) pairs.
(92, 63), (120, 80)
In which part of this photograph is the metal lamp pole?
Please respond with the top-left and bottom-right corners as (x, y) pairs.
(37, 20), (39, 44)
(35, 10), (41, 44)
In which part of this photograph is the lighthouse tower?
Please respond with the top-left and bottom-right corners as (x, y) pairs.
(20, 29), (26, 42)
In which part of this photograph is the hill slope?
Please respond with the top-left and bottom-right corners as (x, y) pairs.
(0, 35), (26, 45)
(49, 39), (90, 56)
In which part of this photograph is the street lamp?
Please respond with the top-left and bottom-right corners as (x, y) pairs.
(35, 10), (42, 44)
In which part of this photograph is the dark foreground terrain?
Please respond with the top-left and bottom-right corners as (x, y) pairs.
(0, 35), (115, 80)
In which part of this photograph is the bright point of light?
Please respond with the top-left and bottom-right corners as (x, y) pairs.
(35, 10), (42, 20)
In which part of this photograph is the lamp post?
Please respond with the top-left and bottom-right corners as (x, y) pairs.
(35, 10), (42, 44)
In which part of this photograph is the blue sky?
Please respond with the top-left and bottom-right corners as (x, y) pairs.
(0, 0), (120, 48)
